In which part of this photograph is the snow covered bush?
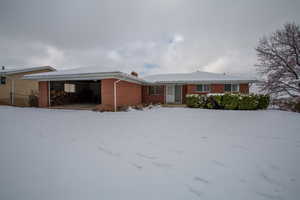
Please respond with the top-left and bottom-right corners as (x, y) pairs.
(257, 94), (270, 109)
(238, 95), (259, 110)
(221, 94), (240, 110)
(186, 93), (270, 110)
(206, 95), (223, 109)
(186, 94), (200, 108)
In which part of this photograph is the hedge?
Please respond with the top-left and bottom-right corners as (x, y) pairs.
(186, 93), (269, 110)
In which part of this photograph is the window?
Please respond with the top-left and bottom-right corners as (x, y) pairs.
(231, 84), (238, 92)
(196, 84), (210, 92)
(0, 76), (6, 85)
(224, 84), (239, 92)
(149, 86), (161, 95)
(64, 84), (76, 93)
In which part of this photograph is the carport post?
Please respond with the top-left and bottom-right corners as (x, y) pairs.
(48, 81), (51, 107)
(113, 79), (121, 112)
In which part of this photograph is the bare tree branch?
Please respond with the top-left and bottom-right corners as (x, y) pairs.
(255, 22), (300, 98)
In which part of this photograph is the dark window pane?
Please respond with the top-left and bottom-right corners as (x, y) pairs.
(232, 84), (238, 92)
(203, 85), (210, 92)
(196, 85), (203, 91)
(0, 76), (6, 84)
(149, 86), (161, 95)
(224, 84), (231, 92)
(149, 86), (154, 95)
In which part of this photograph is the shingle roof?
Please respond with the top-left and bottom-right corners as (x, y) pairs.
(24, 67), (256, 84)
(142, 71), (256, 84)
(24, 66), (146, 84)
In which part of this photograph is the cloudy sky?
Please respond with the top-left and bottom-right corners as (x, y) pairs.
(0, 0), (299, 76)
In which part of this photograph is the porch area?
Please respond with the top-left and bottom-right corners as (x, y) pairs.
(49, 80), (101, 107)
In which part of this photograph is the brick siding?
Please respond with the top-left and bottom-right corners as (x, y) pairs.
(101, 79), (142, 109)
(142, 85), (165, 104)
(38, 81), (49, 107)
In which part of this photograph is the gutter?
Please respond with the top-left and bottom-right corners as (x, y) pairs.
(4, 66), (56, 75)
(114, 79), (122, 112)
(23, 72), (147, 85)
(143, 79), (258, 85)
(11, 79), (15, 105)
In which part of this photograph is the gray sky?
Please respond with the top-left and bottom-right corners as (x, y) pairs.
(1, 0), (299, 75)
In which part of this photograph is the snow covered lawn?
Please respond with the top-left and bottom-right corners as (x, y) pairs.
(0, 106), (299, 200)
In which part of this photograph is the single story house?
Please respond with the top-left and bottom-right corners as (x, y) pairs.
(0, 66), (55, 106)
(24, 67), (256, 111)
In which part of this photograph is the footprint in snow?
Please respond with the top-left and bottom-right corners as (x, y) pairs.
(194, 176), (209, 184)
(269, 164), (280, 171)
(136, 153), (157, 160)
(186, 185), (202, 198)
(129, 162), (143, 170)
(239, 178), (247, 183)
(152, 161), (172, 169)
(258, 171), (282, 187)
(212, 160), (226, 167)
(71, 138), (77, 143)
(255, 191), (283, 200)
(290, 178), (296, 182)
(173, 149), (184, 154)
(39, 132), (47, 139)
(97, 146), (120, 157)
(231, 144), (249, 151)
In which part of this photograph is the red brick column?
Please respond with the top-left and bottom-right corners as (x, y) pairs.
(101, 79), (115, 110)
(101, 79), (142, 110)
(38, 81), (49, 107)
(239, 83), (249, 94)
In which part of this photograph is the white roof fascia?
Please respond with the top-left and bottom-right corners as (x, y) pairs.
(24, 72), (146, 84)
(144, 80), (257, 85)
(2, 66), (55, 75)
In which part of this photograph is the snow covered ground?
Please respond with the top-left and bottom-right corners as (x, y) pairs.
(0, 106), (299, 200)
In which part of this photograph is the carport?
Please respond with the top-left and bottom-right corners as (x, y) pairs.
(24, 67), (145, 111)
(49, 80), (101, 107)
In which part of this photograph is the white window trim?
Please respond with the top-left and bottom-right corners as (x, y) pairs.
(196, 84), (210, 92)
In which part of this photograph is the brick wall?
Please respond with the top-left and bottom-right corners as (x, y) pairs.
(101, 79), (142, 109)
(211, 84), (225, 93)
(142, 85), (165, 104)
(186, 84), (225, 94)
(239, 83), (249, 94)
(38, 81), (49, 107)
(186, 83), (249, 94)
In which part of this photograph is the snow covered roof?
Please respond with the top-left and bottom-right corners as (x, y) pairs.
(143, 71), (257, 84)
(0, 66), (55, 75)
(24, 66), (147, 84)
(24, 67), (256, 84)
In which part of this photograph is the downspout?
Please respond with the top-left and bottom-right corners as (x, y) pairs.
(11, 79), (15, 105)
(48, 81), (51, 107)
(113, 79), (121, 112)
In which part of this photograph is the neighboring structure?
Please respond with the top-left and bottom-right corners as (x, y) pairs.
(142, 72), (254, 104)
(24, 67), (256, 111)
(0, 66), (55, 106)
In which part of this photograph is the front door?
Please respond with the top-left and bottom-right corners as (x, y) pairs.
(166, 85), (182, 104)
(175, 85), (182, 104)
(166, 85), (175, 103)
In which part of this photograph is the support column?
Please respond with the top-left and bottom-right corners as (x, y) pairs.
(38, 81), (49, 107)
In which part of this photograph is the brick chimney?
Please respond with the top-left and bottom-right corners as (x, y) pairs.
(131, 71), (138, 77)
